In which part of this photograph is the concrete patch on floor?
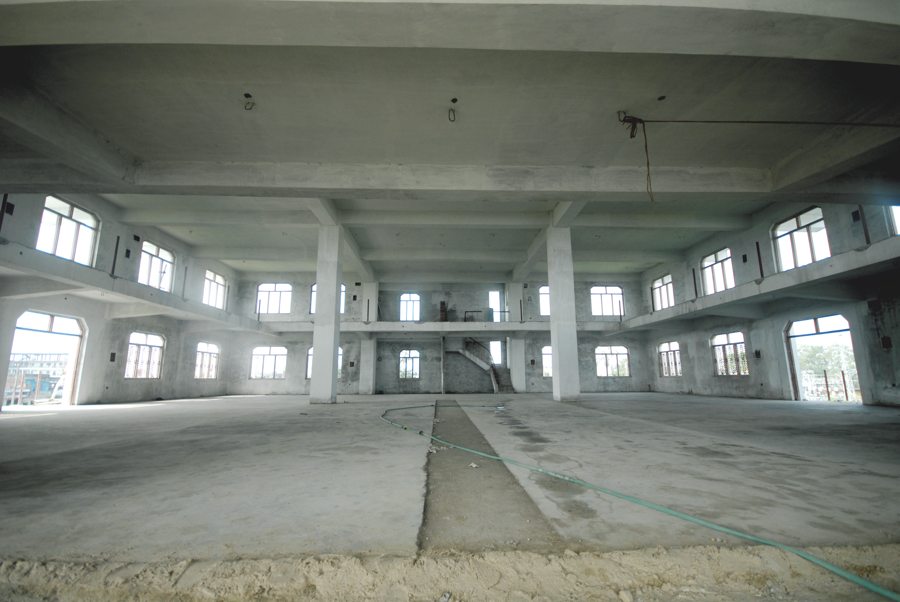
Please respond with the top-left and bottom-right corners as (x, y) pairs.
(1, 544), (898, 601)
(418, 400), (564, 552)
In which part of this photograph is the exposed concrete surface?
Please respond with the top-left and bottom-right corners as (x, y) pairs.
(462, 393), (900, 552)
(0, 396), (431, 561)
(419, 400), (563, 552)
(1, 392), (899, 600)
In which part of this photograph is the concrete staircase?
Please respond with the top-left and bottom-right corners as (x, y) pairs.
(492, 365), (515, 393)
(447, 338), (514, 394)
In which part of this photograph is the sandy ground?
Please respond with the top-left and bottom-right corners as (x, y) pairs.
(1, 544), (898, 601)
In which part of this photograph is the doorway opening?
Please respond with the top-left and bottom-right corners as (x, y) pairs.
(4, 311), (84, 407)
(787, 314), (860, 403)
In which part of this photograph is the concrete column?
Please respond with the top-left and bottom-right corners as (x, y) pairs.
(0, 309), (17, 408)
(506, 282), (524, 322)
(547, 226), (581, 401)
(508, 336), (527, 392)
(361, 281), (379, 323)
(358, 336), (377, 395)
(310, 226), (342, 404)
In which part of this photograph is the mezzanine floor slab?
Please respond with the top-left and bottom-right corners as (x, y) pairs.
(0, 392), (898, 600)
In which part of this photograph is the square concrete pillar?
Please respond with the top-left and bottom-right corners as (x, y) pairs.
(310, 226), (342, 404)
(507, 335), (527, 392)
(0, 315), (17, 406)
(361, 282), (379, 323)
(506, 282), (524, 322)
(547, 226), (581, 401)
(358, 336), (377, 395)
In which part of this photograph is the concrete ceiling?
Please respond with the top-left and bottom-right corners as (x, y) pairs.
(13, 45), (895, 169)
(1, 1), (899, 282)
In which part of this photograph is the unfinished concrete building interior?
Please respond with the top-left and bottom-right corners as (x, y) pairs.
(1, 1), (900, 600)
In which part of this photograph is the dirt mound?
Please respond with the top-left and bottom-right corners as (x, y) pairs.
(2, 544), (898, 601)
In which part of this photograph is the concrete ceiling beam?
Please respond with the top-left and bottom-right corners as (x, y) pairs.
(307, 198), (376, 281)
(511, 229), (548, 282)
(306, 198), (340, 227)
(0, 160), (772, 200)
(787, 282), (867, 302)
(120, 209), (319, 227)
(193, 247), (316, 261)
(131, 162), (771, 197)
(773, 105), (900, 191)
(0, 85), (137, 184)
(552, 201), (587, 227)
(694, 305), (767, 320)
(105, 303), (172, 320)
(363, 249), (523, 263)
(801, 175), (900, 200)
(1, 1), (898, 65)
(574, 213), (750, 230)
(340, 225), (376, 281)
(340, 210), (549, 228)
(0, 275), (87, 300)
(376, 271), (511, 284)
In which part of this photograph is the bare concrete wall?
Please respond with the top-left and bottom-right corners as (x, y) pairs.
(237, 277), (364, 323)
(3, 192), (899, 405)
(375, 340), (442, 394)
(378, 283), (503, 322)
(578, 333), (652, 393)
(524, 334), (553, 393)
(443, 352), (493, 394)
(0, 295), (111, 404)
(221, 333), (312, 396)
(99, 315), (185, 403)
(853, 296), (900, 405)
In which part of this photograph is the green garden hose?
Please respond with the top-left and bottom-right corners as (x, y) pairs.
(381, 403), (900, 601)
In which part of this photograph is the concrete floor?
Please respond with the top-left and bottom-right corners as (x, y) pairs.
(1, 392), (899, 564)
(0, 396), (432, 561)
